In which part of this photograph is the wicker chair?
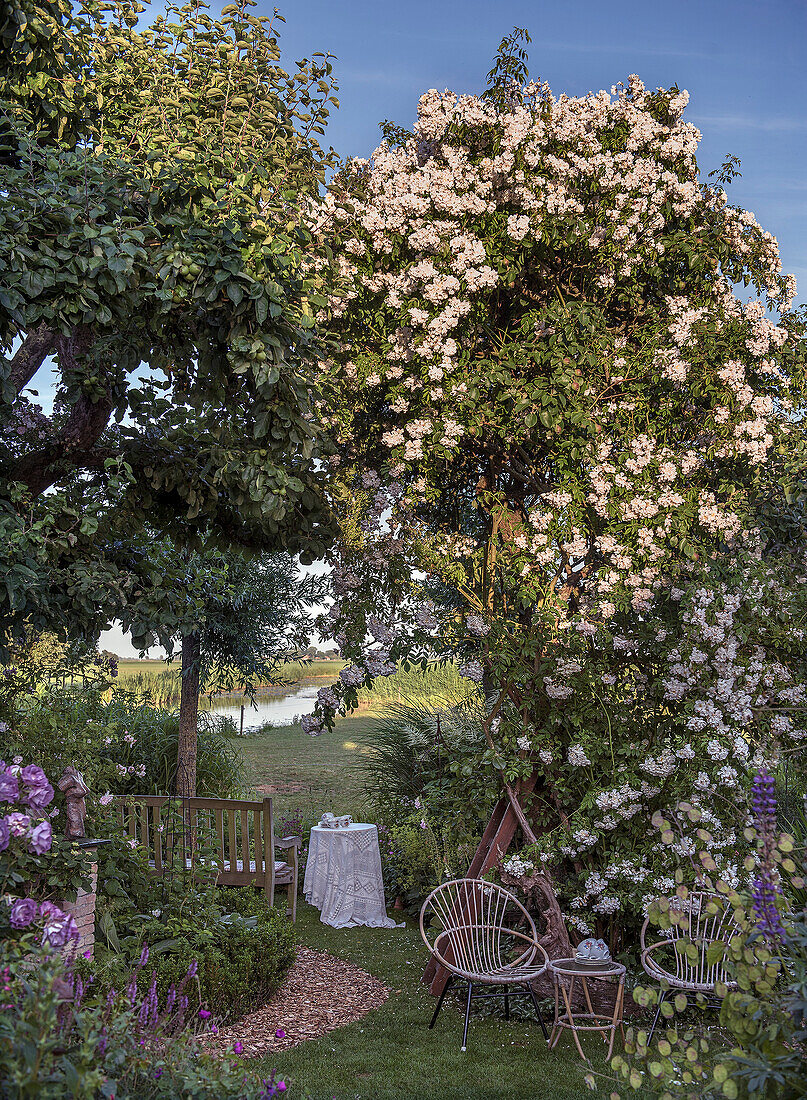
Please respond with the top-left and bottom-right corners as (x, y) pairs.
(641, 891), (740, 1041)
(420, 878), (550, 1051)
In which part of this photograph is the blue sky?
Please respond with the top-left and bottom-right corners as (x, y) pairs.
(101, 0), (807, 654)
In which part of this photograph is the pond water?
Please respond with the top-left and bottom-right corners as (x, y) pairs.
(209, 683), (319, 731)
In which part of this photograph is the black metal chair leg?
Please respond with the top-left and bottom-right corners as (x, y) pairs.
(461, 981), (473, 1052)
(648, 988), (666, 1044)
(428, 975), (453, 1030)
(504, 990), (510, 1020)
(526, 981), (550, 1040)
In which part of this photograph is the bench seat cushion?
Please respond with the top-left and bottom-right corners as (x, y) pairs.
(148, 857), (290, 877)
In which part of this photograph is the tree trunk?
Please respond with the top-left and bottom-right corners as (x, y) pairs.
(176, 631), (200, 798)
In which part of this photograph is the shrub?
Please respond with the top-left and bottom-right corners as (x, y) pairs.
(0, 933), (288, 1100)
(3, 682), (244, 811)
(108, 900), (295, 1024)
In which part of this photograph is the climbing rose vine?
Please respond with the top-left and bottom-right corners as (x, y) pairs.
(305, 64), (807, 938)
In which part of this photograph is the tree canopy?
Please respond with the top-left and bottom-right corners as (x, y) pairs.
(0, 0), (339, 653)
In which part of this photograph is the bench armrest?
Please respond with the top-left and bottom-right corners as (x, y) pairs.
(274, 835), (302, 850)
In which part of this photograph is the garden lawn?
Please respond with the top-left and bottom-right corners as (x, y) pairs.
(257, 902), (643, 1100)
(234, 715), (379, 823)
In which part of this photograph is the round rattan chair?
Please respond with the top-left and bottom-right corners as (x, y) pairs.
(641, 891), (740, 1041)
(420, 878), (550, 1051)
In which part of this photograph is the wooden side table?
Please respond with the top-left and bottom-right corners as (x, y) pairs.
(548, 958), (626, 1061)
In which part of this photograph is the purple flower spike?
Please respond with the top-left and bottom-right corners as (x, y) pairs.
(750, 770), (786, 942)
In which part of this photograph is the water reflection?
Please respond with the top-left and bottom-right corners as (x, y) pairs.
(209, 683), (319, 731)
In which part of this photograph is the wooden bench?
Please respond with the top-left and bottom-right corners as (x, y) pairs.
(117, 795), (300, 920)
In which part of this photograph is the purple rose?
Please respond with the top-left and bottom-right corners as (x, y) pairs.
(0, 817), (8, 852)
(28, 820), (52, 855)
(6, 812), (30, 836)
(0, 767), (19, 803)
(42, 910), (79, 948)
(21, 765), (54, 810)
(9, 897), (38, 929)
(38, 900), (60, 921)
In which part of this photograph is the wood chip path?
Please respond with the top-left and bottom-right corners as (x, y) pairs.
(208, 945), (390, 1058)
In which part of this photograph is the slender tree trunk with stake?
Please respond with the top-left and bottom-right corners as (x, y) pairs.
(177, 631), (201, 798)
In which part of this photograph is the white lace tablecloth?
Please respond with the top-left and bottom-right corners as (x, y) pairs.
(304, 823), (400, 929)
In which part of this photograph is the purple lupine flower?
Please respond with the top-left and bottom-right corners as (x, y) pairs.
(28, 820), (52, 855)
(139, 945), (150, 968)
(750, 770), (786, 942)
(0, 817), (9, 852)
(20, 765), (54, 810)
(185, 960), (198, 978)
(9, 897), (38, 928)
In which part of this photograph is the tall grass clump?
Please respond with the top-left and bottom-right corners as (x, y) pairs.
(356, 661), (467, 707)
(357, 692), (495, 828)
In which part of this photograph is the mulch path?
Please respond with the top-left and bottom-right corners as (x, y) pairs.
(207, 945), (390, 1058)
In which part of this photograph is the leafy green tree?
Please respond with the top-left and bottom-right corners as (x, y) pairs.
(0, 0), (339, 656)
(119, 543), (323, 796)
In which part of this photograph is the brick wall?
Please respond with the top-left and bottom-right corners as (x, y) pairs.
(63, 859), (98, 958)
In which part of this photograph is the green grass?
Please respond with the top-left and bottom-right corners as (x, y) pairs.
(258, 903), (631, 1100)
(234, 714), (378, 823)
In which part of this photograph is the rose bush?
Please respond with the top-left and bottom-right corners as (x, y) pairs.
(300, 38), (807, 944)
(0, 757), (90, 934)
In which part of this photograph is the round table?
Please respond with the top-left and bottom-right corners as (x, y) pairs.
(548, 957), (626, 1061)
(303, 823), (399, 929)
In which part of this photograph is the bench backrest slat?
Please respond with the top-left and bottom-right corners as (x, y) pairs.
(116, 795), (276, 899)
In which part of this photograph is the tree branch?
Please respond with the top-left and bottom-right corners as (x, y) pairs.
(6, 323), (57, 395)
(9, 388), (114, 497)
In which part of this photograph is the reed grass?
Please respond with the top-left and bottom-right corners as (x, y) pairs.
(356, 661), (469, 707)
(116, 659), (344, 710)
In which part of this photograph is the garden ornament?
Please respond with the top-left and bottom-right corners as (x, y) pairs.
(575, 937), (611, 962)
(58, 766), (90, 839)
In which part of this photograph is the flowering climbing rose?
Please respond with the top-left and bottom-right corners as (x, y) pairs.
(304, 66), (807, 932)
